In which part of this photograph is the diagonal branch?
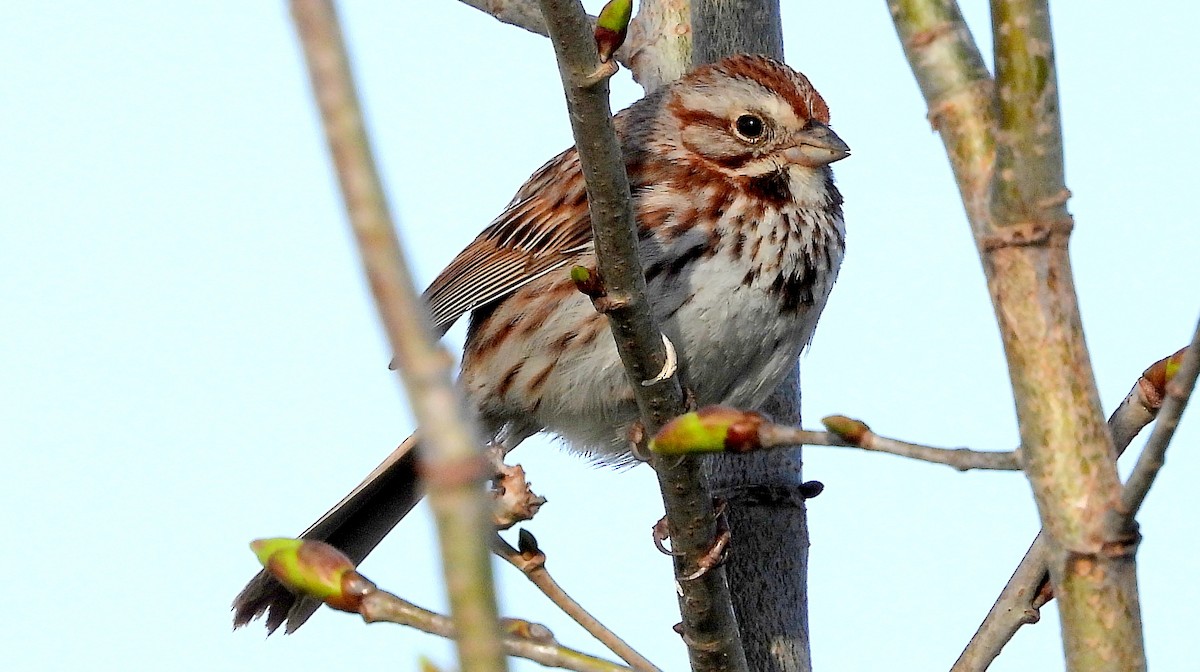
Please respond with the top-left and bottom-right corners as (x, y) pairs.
(493, 532), (662, 672)
(456, 0), (689, 93)
(358, 588), (633, 672)
(457, 0), (550, 36)
(952, 346), (1189, 671)
(1111, 318), (1200, 529)
(289, 3), (506, 671)
(532, 1), (747, 671)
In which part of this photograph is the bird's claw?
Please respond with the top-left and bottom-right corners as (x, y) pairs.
(678, 528), (732, 581)
(652, 515), (683, 556)
(678, 500), (731, 581)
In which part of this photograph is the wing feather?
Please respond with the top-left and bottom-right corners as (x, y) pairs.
(421, 93), (665, 335)
(423, 148), (593, 334)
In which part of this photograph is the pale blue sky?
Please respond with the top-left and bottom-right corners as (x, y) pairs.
(2, 2), (1197, 671)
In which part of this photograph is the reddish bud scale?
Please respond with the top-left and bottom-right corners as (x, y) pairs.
(328, 570), (376, 613)
(594, 27), (625, 64)
(570, 265), (605, 298)
(594, 0), (632, 63)
(718, 409), (768, 452)
(1142, 347), (1189, 396)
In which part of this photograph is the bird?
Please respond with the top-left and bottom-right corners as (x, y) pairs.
(233, 53), (848, 633)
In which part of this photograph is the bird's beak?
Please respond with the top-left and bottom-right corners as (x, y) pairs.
(783, 122), (850, 167)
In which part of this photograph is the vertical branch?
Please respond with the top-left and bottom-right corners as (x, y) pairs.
(289, 3), (507, 672)
(990, 0), (1066, 227)
(888, 0), (994, 237)
(892, 1), (1147, 669)
(705, 366), (811, 672)
(691, 4), (811, 672)
(987, 2), (1144, 669)
(533, 1), (748, 671)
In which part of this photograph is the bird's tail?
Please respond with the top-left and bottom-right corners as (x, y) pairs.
(232, 433), (422, 633)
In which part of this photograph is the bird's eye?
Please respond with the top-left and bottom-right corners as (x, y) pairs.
(734, 114), (765, 140)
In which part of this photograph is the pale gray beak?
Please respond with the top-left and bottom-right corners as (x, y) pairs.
(782, 121), (850, 167)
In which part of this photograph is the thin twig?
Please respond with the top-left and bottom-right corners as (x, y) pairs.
(289, 3), (506, 671)
(1113, 318), (1200, 527)
(533, 1), (747, 671)
(655, 408), (1019, 471)
(493, 534), (662, 672)
(780, 423), (1020, 472)
(359, 590), (632, 672)
(1107, 368), (1169, 454)
(952, 345), (1188, 671)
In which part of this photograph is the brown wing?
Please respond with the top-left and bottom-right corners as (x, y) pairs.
(423, 147), (593, 334)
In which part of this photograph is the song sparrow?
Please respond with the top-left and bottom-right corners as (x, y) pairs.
(234, 53), (848, 632)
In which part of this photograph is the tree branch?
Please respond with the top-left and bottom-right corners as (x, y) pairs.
(457, 0), (550, 36)
(253, 538), (626, 672)
(493, 532), (662, 672)
(808, 417), (1020, 471)
(621, 0), (691, 92)
(1111, 320), (1200, 529)
(532, 2), (747, 671)
(358, 589), (633, 672)
(687, 5), (817, 671)
(653, 406), (1020, 472)
(456, 0), (688, 93)
(986, 3), (1143, 668)
(691, 0), (783, 62)
(289, 3), (506, 671)
(952, 346), (1188, 671)
(892, 1), (1146, 668)
(888, 0), (995, 239)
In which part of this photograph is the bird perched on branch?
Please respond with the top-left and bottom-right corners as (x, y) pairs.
(234, 53), (849, 633)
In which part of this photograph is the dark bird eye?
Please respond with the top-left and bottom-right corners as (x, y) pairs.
(735, 114), (765, 139)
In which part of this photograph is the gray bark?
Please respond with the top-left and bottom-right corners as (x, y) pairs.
(692, 0), (785, 62)
(692, 4), (812, 671)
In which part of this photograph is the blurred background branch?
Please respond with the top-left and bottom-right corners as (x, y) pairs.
(290, 1), (507, 670)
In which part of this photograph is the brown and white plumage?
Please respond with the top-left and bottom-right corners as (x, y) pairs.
(234, 54), (848, 633)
